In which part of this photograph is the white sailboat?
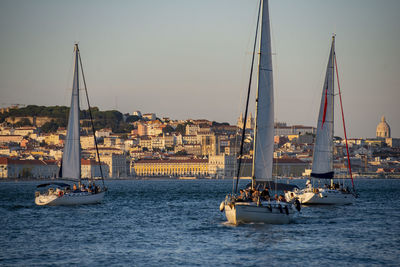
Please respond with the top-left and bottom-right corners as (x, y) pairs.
(285, 36), (356, 205)
(220, 0), (300, 225)
(35, 44), (106, 206)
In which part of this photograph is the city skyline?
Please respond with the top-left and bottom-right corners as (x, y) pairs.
(1, 0), (399, 139)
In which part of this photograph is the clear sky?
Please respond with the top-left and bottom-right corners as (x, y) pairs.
(0, 0), (399, 138)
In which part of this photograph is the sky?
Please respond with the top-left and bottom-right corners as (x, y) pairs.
(0, 0), (399, 139)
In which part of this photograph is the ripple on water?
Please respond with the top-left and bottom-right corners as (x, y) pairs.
(0, 179), (399, 266)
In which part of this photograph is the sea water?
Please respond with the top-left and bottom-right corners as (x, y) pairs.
(0, 179), (399, 266)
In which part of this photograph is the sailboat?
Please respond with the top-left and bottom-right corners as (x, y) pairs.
(219, 0), (301, 225)
(35, 44), (106, 206)
(285, 36), (356, 205)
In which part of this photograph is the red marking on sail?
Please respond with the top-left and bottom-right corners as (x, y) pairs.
(321, 86), (328, 129)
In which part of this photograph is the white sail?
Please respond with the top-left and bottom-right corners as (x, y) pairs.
(253, 0), (274, 182)
(311, 38), (335, 178)
(61, 44), (81, 180)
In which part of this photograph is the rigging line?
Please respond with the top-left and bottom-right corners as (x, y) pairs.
(334, 52), (355, 193)
(78, 47), (105, 188)
(234, 0), (262, 194)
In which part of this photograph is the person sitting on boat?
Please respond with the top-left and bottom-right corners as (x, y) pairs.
(72, 184), (78, 192)
(306, 180), (312, 190)
(235, 189), (245, 202)
(252, 190), (260, 203)
(87, 183), (92, 193)
(260, 188), (270, 200)
(278, 195), (286, 202)
(80, 183), (87, 192)
(94, 184), (100, 194)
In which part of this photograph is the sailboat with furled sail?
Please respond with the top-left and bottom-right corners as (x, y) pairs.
(285, 36), (356, 205)
(35, 44), (106, 206)
(219, 0), (300, 225)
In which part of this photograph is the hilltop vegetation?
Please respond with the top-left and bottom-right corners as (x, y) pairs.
(0, 105), (136, 133)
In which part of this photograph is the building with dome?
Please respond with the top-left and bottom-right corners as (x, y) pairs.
(376, 116), (391, 138)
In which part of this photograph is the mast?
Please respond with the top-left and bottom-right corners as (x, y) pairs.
(234, 0), (262, 194)
(61, 44), (82, 182)
(335, 51), (356, 192)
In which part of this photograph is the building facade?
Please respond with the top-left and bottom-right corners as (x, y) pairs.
(132, 158), (208, 177)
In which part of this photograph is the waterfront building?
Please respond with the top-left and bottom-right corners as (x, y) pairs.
(132, 158), (208, 177)
(208, 154), (235, 178)
(101, 154), (129, 178)
(0, 157), (58, 179)
(81, 159), (110, 179)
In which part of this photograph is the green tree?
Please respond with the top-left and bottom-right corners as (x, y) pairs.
(175, 124), (186, 135)
(15, 118), (32, 127)
(41, 121), (59, 133)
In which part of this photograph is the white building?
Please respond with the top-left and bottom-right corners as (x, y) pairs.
(81, 159), (110, 179)
(0, 157), (58, 179)
(208, 154), (235, 179)
(101, 154), (129, 178)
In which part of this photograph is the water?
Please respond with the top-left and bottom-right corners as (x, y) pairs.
(1, 179), (399, 266)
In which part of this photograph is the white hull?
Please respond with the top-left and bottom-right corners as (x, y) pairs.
(35, 191), (105, 206)
(285, 188), (354, 205)
(224, 201), (297, 225)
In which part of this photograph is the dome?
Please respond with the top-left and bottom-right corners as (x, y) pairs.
(376, 116), (391, 138)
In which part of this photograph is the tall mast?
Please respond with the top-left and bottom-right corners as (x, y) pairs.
(233, 0), (262, 193)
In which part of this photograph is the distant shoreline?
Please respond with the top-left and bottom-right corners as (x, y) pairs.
(1, 176), (399, 183)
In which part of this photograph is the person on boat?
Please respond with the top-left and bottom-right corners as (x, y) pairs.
(260, 188), (270, 200)
(80, 183), (87, 192)
(252, 190), (260, 203)
(93, 183), (98, 194)
(87, 183), (92, 193)
(306, 180), (312, 190)
(73, 184), (77, 191)
(236, 189), (245, 201)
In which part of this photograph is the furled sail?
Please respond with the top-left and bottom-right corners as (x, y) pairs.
(253, 0), (274, 182)
(61, 44), (81, 180)
(311, 38), (335, 179)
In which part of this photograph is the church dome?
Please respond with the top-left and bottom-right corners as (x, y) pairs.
(376, 116), (391, 138)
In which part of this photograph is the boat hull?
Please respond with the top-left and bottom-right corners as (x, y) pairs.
(35, 191), (105, 206)
(224, 201), (296, 225)
(285, 189), (354, 205)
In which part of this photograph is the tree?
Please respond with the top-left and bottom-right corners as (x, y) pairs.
(176, 124), (186, 135)
(162, 125), (175, 134)
(15, 118), (32, 127)
(176, 150), (188, 156)
(41, 121), (59, 133)
(126, 115), (141, 123)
